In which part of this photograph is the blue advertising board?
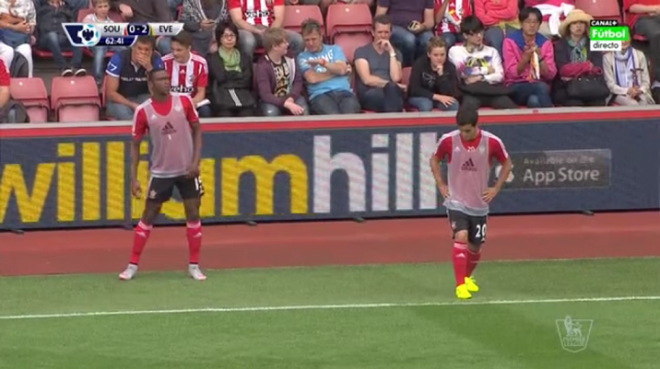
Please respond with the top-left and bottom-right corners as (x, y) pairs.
(1, 109), (659, 230)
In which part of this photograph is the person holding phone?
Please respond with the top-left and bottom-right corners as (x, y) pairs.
(375, 0), (435, 67)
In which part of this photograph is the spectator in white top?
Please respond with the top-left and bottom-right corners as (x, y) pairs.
(0, 0), (35, 76)
(448, 15), (517, 109)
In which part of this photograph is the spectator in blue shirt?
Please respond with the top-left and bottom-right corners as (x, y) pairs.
(105, 36), (164, 120)
(296, 19), (361, 115)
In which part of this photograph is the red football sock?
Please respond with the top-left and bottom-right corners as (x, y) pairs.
(466, 248), (482, 277)
(186, 221), (202, 264)
(452, 241), (468, 287)
(130, 221), (152, 265)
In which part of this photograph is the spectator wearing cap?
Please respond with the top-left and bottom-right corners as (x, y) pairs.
(354, 15), (405, 113)
(105, 36), (164, 120)
(375, 0), (435, 67)
(502, 7), (556, 108)
(0, 0), (35, 76)
(179, 0), (228, 55)
(256, 27), (308, 116)
(296, 19), (360, 115)
(227, 0), (303, 57)
(552, 9), (607, 107)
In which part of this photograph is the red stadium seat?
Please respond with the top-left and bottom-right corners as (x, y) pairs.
(325, 4), (373, 42)
(574, 0), (621, 22)
(335, 33), (372, 64)
(50, 76), (102, 122)
(283, 5), (324, 34)
(10, 77), (50, 123)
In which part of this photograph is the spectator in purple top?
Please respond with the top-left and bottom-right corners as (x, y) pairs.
(375, 0), (435, 67)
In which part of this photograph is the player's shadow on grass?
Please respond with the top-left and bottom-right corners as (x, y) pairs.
(409, 304), (635, 369)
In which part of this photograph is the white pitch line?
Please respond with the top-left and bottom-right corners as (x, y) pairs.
(1, 295), (659, 321)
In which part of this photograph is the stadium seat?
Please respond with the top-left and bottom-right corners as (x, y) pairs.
(283, 5), (324, 34)
(10, 77), (50, 123)
(575, 0), (621, 22)
(325, 4), (373, 42)
(335, 33), (372, 64)
(50, 76), (102, 122)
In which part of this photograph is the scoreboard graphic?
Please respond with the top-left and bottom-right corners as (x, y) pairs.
(62, 22), (185, 47)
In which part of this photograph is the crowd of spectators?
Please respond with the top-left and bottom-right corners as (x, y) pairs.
(0, 0), (659, 122)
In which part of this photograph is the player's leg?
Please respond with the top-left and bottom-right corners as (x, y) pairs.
(177, 175), (206, 281)
(447, 210), (472, 299)
(119, 177), (172, 280)
(464, 215), (488, 292)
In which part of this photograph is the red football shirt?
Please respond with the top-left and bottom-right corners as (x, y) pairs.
(227, 0), (284, 27)
(162, 52), (208, 97)
(622, 0), (655, 29)
(434, 129), (508, 164)
(0, 60), (10, 87)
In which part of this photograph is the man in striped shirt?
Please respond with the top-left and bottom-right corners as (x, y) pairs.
(227, 0), (304, 57)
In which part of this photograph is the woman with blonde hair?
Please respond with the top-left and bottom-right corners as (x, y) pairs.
(602, 36), (655, 106)
(552, 9), (608, 106)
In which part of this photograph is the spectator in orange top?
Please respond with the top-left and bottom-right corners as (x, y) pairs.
(624, 0), (660, 86)
(227, 0), (303, 57)
(473, 0), (520, 56)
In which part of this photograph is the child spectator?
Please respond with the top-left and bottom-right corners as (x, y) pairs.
(36, 0), (85, 76)
(407, 36), (460, 111)
(162, 31), (212, 117)
(83, 0), (124, 85)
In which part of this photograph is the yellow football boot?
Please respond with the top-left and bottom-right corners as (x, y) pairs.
(465, 276), (479, 292)
(455, 284), (472, 299)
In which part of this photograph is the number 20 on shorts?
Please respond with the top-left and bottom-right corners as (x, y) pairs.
(475, 224), (487, 240)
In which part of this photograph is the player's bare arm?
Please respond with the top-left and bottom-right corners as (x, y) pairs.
(483, 157), (512, 203)
(129, 137), (142, 198)
(429, 155), (449, 198)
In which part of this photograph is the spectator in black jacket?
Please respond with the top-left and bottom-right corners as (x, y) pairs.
(407, 36), (460, 111)
(36, 0), (85, 76)
(206, 22), (256, 116)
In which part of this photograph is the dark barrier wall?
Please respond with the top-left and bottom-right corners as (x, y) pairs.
(1, 109), (659, 230)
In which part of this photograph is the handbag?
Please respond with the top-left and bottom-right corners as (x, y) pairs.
(566, 74), (609, 99)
